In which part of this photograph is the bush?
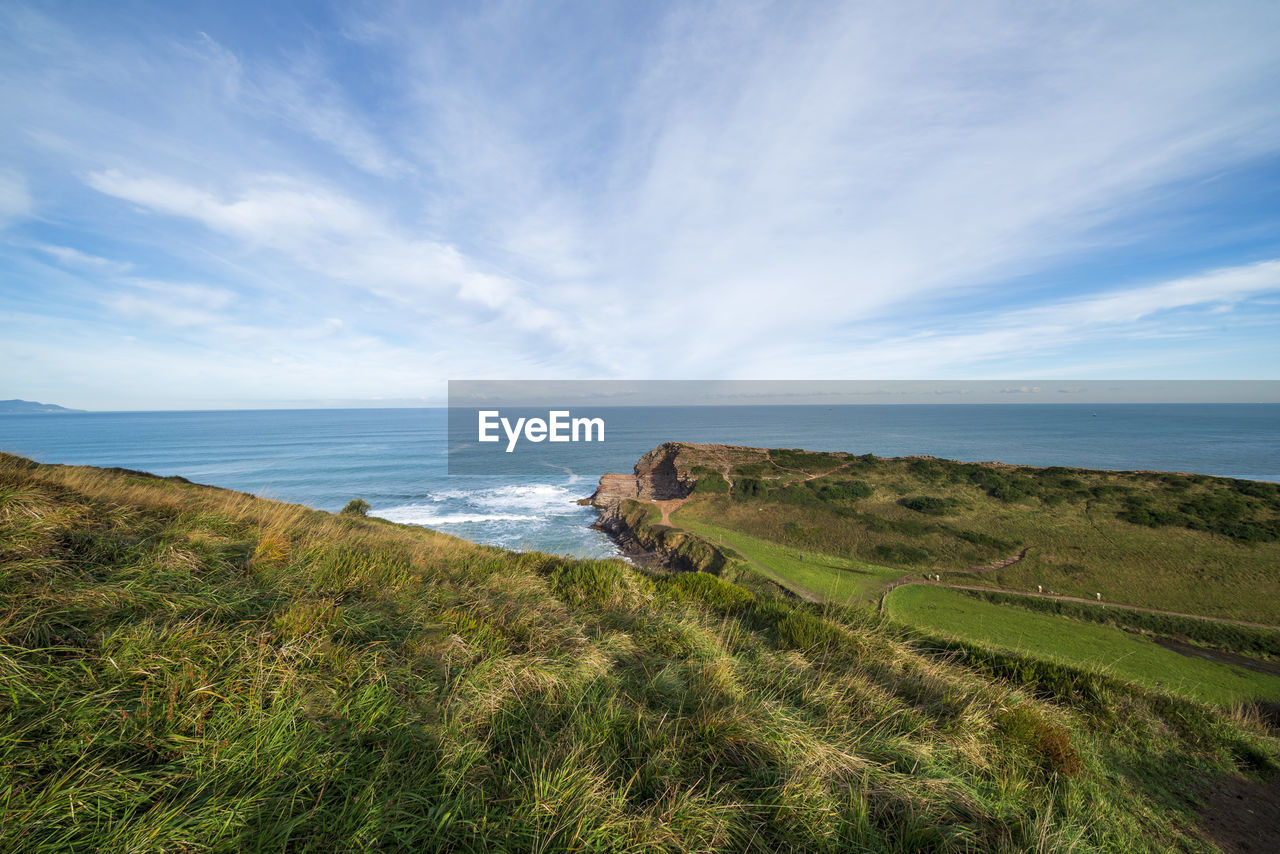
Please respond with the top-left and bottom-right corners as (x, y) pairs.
(814, 480), (873, 501)
(770, 484), (823, 508)
(340, 498), (371, 517)
(898, 495), (955, 515)
(1118, 491), (1280, 542)
(691, 472), (729, 494)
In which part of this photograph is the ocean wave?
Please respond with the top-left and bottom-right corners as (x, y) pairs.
(372, 504), (541, 526)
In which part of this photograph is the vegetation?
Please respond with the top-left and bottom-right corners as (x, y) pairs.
(673, 517), (907, 604)
(340, 497), (371, 517)
(3, 452), (1278, 850)
(951, 588), (1280, 661)
(666, 449), (1280, 624)
(883, 586), (1280, 707)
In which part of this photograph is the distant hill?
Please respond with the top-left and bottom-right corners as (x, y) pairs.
(0, 398), (84, 413)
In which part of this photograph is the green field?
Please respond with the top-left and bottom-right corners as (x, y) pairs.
(885, 585), (1280, 706)
(673, 515), (907, 604)
(660, 445), (1280, 625)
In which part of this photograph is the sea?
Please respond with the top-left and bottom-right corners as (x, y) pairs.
(1, 404), (1277, 559)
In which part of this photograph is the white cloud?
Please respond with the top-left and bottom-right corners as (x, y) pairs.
(786, 259), (1280, 377)
(34, 243), (132, 274)
(0, 171), (31, 226)
(103, 278), (237, 328)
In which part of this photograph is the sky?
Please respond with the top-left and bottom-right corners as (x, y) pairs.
(2, 0), (1279, 410)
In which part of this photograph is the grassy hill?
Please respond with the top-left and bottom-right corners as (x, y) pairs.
(2, 451), (1279, 851)
(660, 447), (1280, 625)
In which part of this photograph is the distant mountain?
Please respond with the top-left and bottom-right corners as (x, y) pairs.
(0, 399), (84, 413)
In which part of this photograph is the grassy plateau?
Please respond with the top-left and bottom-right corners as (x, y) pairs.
(1, 451), (1278, 851)
(669, 449), (1280, 625)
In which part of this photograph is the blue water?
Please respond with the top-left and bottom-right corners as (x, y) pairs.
(1, 405), (1276, 558)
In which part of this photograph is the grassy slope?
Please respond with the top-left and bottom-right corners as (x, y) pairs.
(2, 453), (1279, 852)
(669, 450), (1280, 625)
(673, 518), (906, 604)
(884, 586), (1280, 706)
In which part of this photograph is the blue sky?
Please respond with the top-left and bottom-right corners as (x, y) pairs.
(2, 0), (1279, 409)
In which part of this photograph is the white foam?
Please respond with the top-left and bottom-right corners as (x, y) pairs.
(372, 479), (591, 529)
(372, 504), (540, 526)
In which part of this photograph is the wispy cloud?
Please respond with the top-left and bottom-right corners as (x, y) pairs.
(0, 1), (1278, 407)
(33, 243), (132, 274)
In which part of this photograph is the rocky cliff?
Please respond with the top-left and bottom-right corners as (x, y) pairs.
(583, 443), (777, 569)
(583, 441), (771, 511)
(583, 442), (697, 509)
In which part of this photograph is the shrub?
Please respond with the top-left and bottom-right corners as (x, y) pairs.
(898, 495), (955, 515)
(770, 484), (823, 508)
(340, 498), (371, 517)
(691, 472), (730, 494)
(814, 480), (873, 501)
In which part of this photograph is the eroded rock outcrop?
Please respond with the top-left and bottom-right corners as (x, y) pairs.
(583, 442), (696, 509)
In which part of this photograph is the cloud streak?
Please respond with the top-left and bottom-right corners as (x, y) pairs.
(0, 1), (1278, 407)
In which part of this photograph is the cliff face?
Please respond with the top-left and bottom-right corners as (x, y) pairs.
(587, 473), (640, 507)
(585, 442), (695, 509)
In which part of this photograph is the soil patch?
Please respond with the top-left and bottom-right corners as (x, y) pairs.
(1195, 774), (1280, 853)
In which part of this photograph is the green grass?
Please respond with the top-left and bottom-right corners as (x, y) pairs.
(884, 586), (1280, 706)
(653, 445), (1280, 624)
(673, 516), (907, 604)
(2, 452), (1279, 852)
(952, 588), (1280, 660)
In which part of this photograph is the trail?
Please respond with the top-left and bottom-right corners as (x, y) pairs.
(953, 546), (1032, 574)
(652, 498), (687, 526)
(764, 451), (851, 483)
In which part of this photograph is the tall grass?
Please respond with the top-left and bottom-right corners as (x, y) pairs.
(1, 453), (1276, 851)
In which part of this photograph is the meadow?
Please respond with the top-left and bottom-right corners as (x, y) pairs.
(672, 517), (906, 605)
(883, 586), (1280, 707)
(2, 451), (1277, 851)
(668, 450), (1280, 625)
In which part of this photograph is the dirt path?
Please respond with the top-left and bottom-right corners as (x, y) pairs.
(954, 546), (1033, 574)
(764, 451), (851, 483)
(652, 497), (688, 526)
(1195, 774), (1280, 854)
